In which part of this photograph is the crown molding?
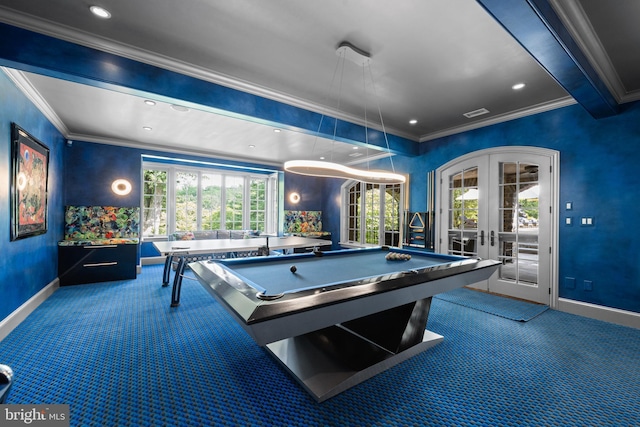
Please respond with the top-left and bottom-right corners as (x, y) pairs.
(419, 96), (577, 142)
(0, 8), (419, 140)
(1, 67), (70, 135)
(547, 0), (638, 104)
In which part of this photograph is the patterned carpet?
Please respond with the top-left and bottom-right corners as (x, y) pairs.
(0, 264), (638, 426)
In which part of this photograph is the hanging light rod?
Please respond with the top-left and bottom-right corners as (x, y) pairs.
(285, 41), (405, 185)
(284, 160), (405, 184)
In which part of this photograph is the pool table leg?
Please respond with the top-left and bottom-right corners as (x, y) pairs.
(170, 256), (186, 307)
(162, 255), (173, 287)
(264, 297), (440, 402)
(341, 297), (433, 354)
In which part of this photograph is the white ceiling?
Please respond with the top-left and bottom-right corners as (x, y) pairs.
(0, 0), (637, 166)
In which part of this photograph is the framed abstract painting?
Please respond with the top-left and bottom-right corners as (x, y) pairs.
(10, 123), (50, 241)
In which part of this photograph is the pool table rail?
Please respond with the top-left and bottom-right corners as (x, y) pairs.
(189, 253), (499, 346)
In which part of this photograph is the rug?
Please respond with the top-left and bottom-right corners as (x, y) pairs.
(435, 287), (549, 321)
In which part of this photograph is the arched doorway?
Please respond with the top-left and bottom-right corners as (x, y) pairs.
(436, 147), (558, 304)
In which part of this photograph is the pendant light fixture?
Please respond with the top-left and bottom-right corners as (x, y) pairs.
(284, 42), (405, 185)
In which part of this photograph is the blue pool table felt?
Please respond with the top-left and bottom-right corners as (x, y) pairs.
(217, 248), (462, 296)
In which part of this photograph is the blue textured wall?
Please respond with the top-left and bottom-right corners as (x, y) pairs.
(64, 142), (142, 207)
(49, 101), (640, 315)
(355, 102), (640, 314)
(283, 172), (343, 250)
(1, 18), (638, 322)
(321, 177), (346, 251)
(63, 141), (281, 259)
(0, 72), (64, 320)
(64, 142), (280, 207)
(283, 172), (325, 212)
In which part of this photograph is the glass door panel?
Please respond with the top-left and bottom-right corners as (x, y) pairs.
(495, 162), (539, 286)
(489, 157), (548, 303)
(447, 167), (479, 257)
(439, 149), (553, 304)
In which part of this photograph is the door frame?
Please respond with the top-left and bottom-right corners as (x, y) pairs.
(435, 146), (559, 308)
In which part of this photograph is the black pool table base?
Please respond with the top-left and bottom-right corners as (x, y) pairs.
(266, 326), (443, 402)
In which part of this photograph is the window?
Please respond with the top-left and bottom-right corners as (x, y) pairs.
(249, 178), (267, 231)
(341, 181), (404, 247)
(175, 171), (198, 231)
(225, 175), (244, 230)
(142, 161), (277, 237)
(142, 169), (168, 236)
(201, 173), (222, 230)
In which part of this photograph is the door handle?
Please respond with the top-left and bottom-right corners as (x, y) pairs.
(490, 230), (495, 246)
(480, 230), (485, 246)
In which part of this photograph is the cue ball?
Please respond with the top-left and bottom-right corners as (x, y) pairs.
(290, 265), (297, 273)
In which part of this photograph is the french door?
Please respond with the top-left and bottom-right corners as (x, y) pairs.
(437, 148), (557, 304)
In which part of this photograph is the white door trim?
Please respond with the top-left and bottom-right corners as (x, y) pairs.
(435, 146), (559, 308)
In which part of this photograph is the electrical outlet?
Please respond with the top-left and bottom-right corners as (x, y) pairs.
(581, 217), (595, 226)
(583, 280), (593, 291)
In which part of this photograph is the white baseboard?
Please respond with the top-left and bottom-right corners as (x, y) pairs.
(557, 298), (640, 329)
(141, 256), (165, 266)
(0, 278), (60, 342)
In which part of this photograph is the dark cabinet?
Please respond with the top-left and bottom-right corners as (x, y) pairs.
(58, 244), (137, 285)
(289, 233), (332, 253)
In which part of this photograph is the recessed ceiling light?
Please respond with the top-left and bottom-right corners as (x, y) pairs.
(89, 6), (111, 19)
(409, 119), (418, 125)
(144, 100), (156, 106)
(319, 156), (325, 160)
(143, 126), (152, 131)
(248, 144), (256, 149)
(273, 129), (281, 133)
(352, 146), (359, 150)
(512, 82), (526, 90)
(170, 104), (189, 112)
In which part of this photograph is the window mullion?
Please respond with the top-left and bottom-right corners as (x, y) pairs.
(360, 184), (364, 243)
(243, 176), (251, 230)
(220, 175), (226, 229)
(167, 166), (176, 234)
(379, 185), (385, 246)
(196, 171), (202, 230)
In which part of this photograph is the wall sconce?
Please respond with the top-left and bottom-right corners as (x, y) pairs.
(111, 179), (132, 196)
(289, 192), (301, 204)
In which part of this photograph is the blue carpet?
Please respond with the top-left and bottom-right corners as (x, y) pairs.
(435, 287), (549, 321)
(0, 264), (639, 426)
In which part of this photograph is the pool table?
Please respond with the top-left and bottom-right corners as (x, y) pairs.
(190, 247), (500, 402)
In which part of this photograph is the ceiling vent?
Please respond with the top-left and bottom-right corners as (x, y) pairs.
(463, 108), (490, 118)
